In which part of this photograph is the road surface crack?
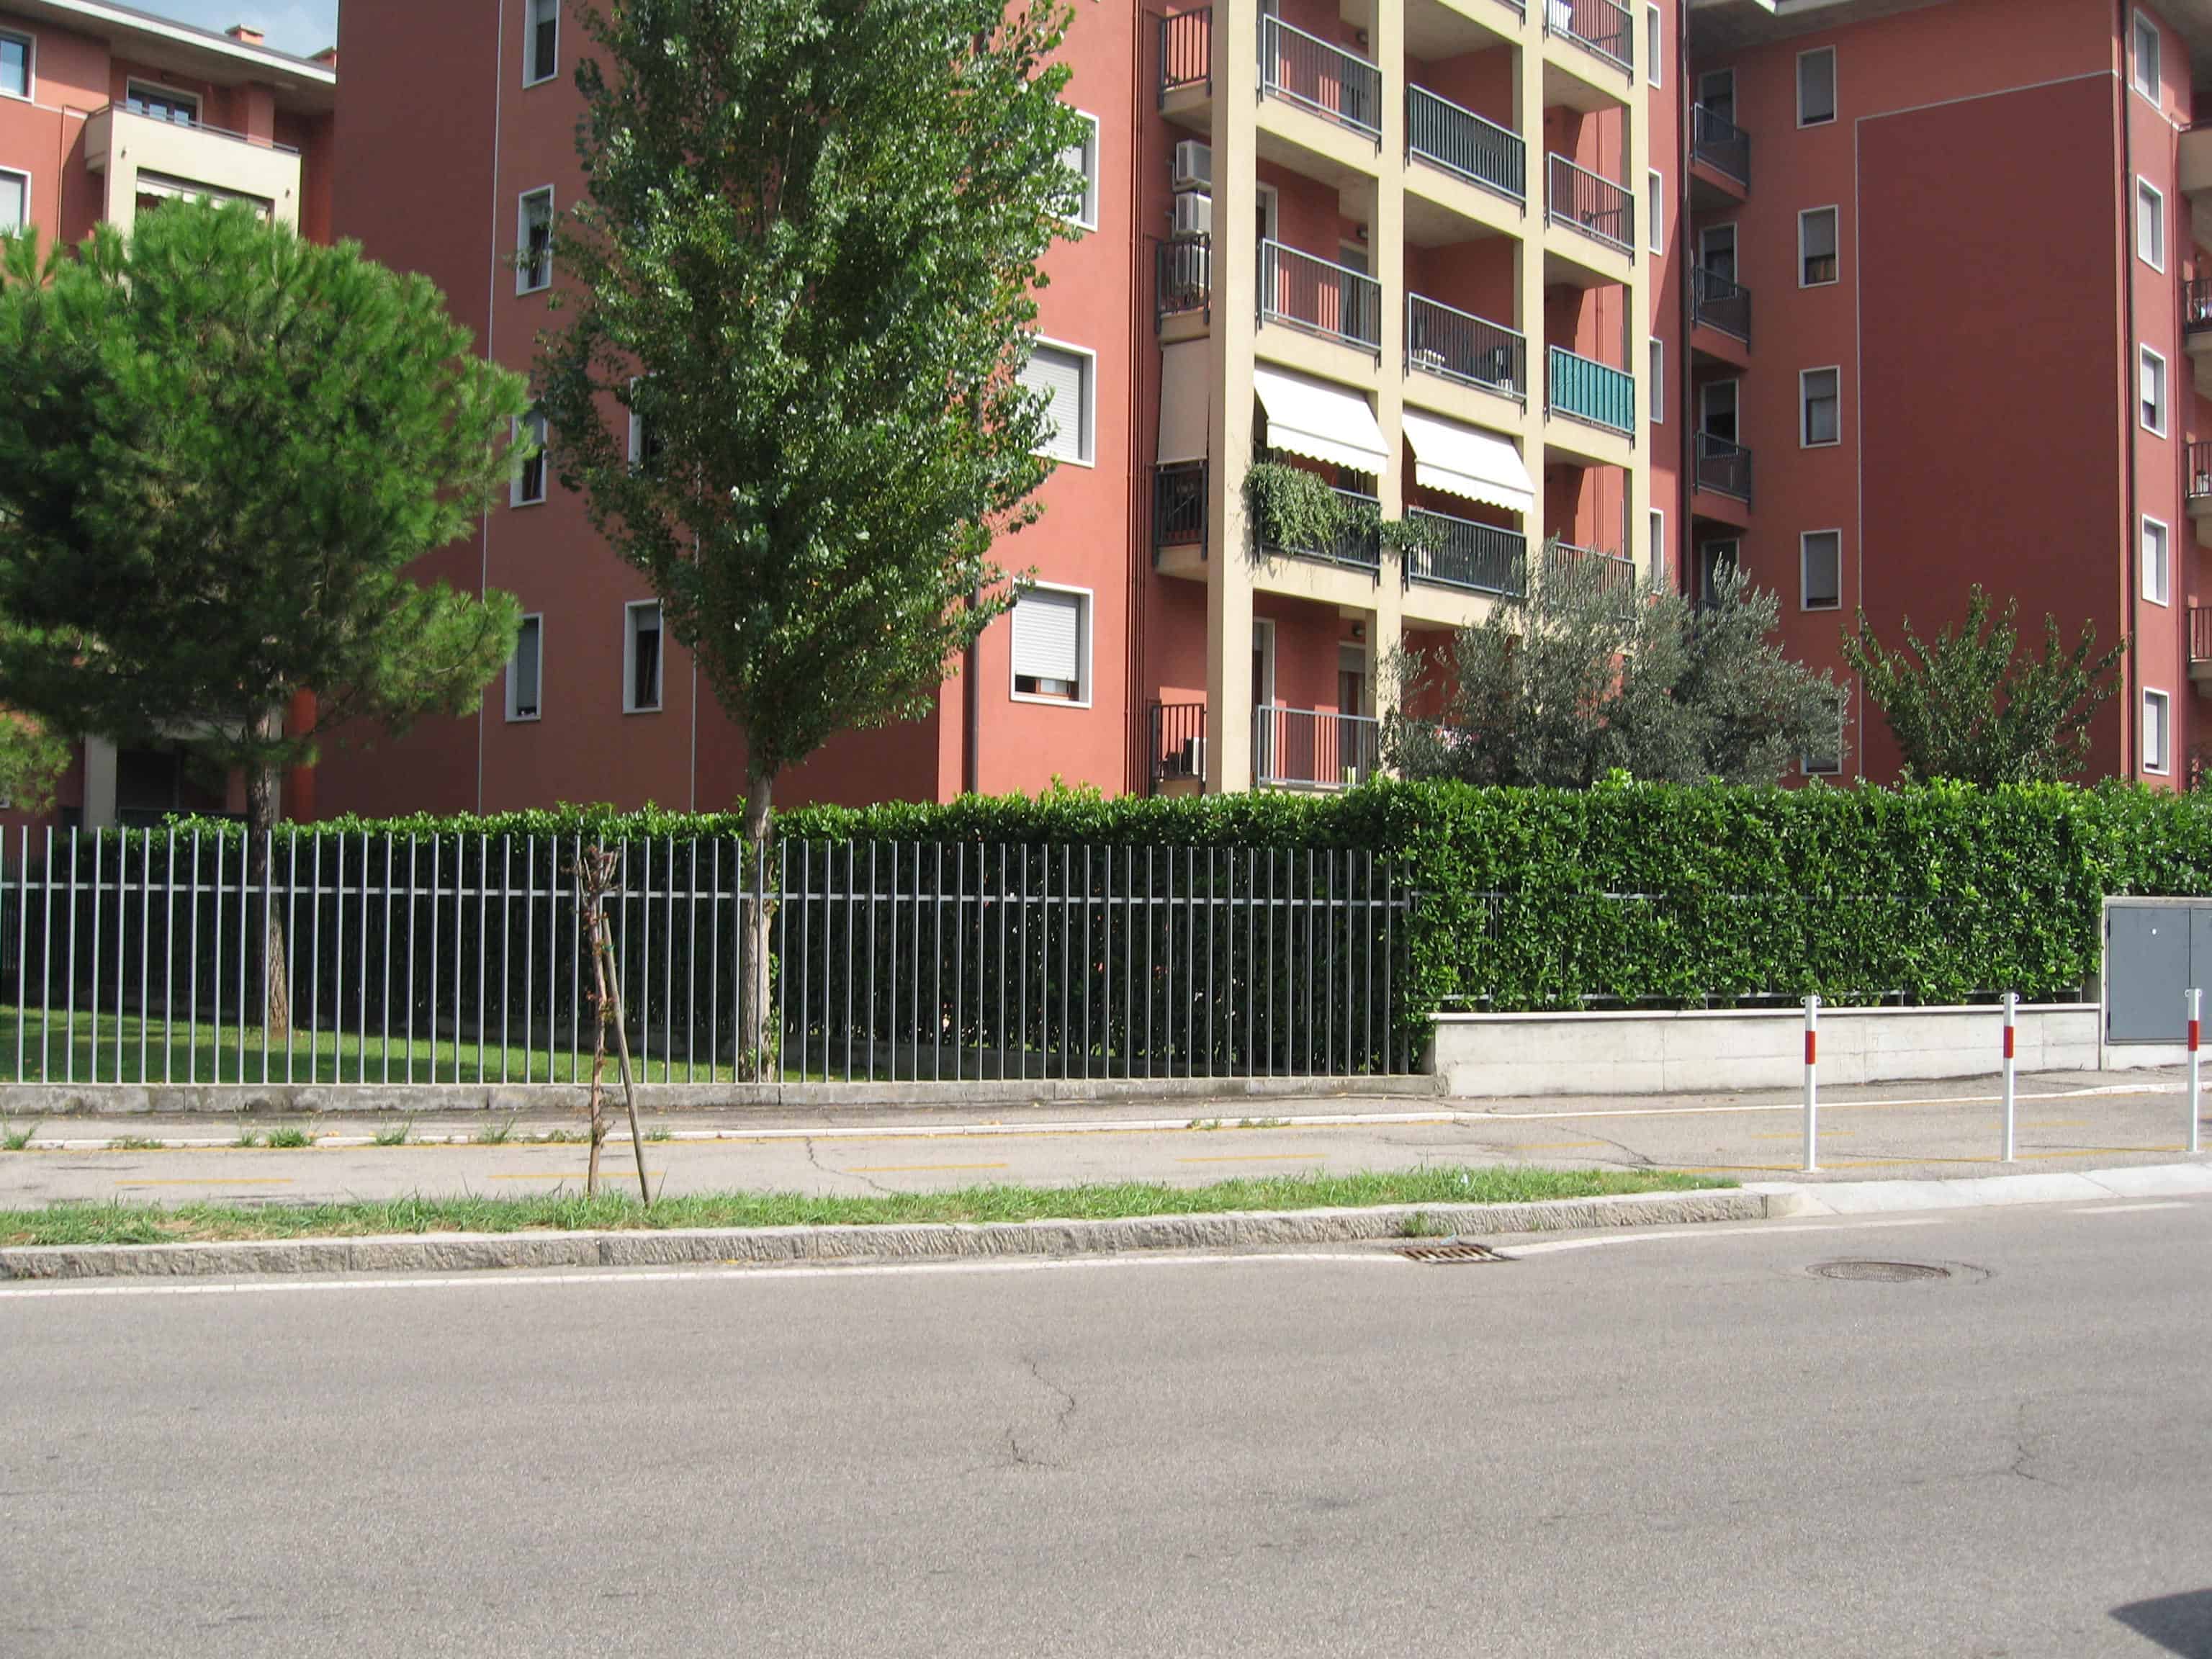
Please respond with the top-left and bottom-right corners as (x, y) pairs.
(803, 1136), (891, 1195)
(995, 1355), (1079, 1473)
(2007, 1402), (2058, 1487)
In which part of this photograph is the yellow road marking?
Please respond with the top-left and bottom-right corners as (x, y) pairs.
(486, 1171), (664, 1181)
(2022, 1120), (2090, 1128)
(113, 1177), (295, 1187)
(1513, 1140), (1610, 1149)
(1175, 1154), (1328, 1164)
(845, 1161), (1011, 1174)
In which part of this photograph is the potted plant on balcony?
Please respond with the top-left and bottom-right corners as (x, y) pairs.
(1243, 458), (1346, 555)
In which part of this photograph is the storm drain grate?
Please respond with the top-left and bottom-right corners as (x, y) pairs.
(1397, 1241), (1509, 1264)
(1808, 1259), (1951, 1283)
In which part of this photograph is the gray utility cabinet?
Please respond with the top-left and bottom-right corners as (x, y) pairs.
(2104, 899), (2212, 1043)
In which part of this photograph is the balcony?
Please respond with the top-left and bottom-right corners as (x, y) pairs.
(1255, 706), (1382, 790)
(1261, 240), (1382, 357)
(1547, 154), (1635, 258)
(2190, 442), (2212, 547)
(1406, 295), (1526, 400)
(2187, 279), (2212, 400)
(1156, 233), (1211, 331)
(1406, 85), (1524, 203)
(1257, 484), (1382, 575)
(1158, 8), (1212, 107)
(1547, 345), (1635, 435)
(1260, 15), (1382, 143)
(2192, 608), (2212, 685)
(1154, 461), (1208, 564)
(1543, 0), (1633, 77)
(1545, 539), (1637, 593)
(81, 102), (304, 228)
(1689, 104), (1750, 204)
(1690, 266), (1751, 346)
(1147, 701), (1208, 793)
(1694, 431), (1753, 504)
(1406, 511), (1527, 597)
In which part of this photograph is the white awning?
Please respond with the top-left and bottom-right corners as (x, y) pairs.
(1401, 409), (1534, 516)
(1157, 341), (1211, 464)
(1252, 364), (1388, 475)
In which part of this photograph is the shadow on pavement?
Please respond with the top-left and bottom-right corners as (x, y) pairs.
(2113, 1589), (2212, 1656)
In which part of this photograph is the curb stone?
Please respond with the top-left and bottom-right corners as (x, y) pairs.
(0, 1187), (1771, 1280)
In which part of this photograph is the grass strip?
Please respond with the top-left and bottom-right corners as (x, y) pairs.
(0, 1166), (1725, 1248)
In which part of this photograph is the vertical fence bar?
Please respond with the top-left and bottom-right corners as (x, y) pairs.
(1016, 847), (1028, 1082)
(1802, 994), (1820, 1172)
(932, 843), (944, 1083)
(40, 828), (56, 1082)
(2000, 990), (2018, 1162)
(88, 831), (104, 1083)
(884, 842), (896, 1083)
(1382, 856), (1394, 1076)
(1265, 846), (1276, 1079)
(868, 842), (879, 1082)
(15, 827), (28, 1082)
(843, 842), (856, 1084)
(62, 829), (80, 1084)
(256, 832), (270, 1084)
(284, 835), (298, 1083)
(139, 829), (153, 1084)
(775, 841), (790, 1084)
(662, 837), (676, 1084)
(1079, 846), (1092, 1081)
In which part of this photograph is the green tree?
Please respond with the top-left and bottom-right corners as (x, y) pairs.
(1841, 585), (2125, 785)
(1388, 550), (1844, 788)
(534, 0), (1087, 1068)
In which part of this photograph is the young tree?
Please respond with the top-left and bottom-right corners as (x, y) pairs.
(535, 0), (1087, 1069)
(1842, 585), (2125, 785)
(1388, 550), (1844, 788)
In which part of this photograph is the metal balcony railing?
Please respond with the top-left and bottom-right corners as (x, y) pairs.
(1689, 102), (1749, 186)
(1405, 511), (1527, 597)
(1259, 16), (1382, 140)
(2189, 441), (2212, 504)
(2192, 607), (2212, 667)
(1406, 295), (1526, 399)
(1147, 701), (1208, 792)
(1547, 154), (1634, 254)
(1691, 266), (1751, 343)
(1254, 706), (1383, 791)
(1156, 233), (1211, 327)
(1694, 431), (1753, 503)
(2187, 278), (2212, 336)
(1158, 8), (1213, 102)
(1547, 345), (1635, 434)
(1260, 239), (1382, 355)
(1257, 484), (1382, 574)
(1406, 85), (1524, 202)
(1546, 540), (1637, 593)
(107, 100), (302, 156)
(1153, 461), (1209, 561)
(1542, 0), (1632, 76)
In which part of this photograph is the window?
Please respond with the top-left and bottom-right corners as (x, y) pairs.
(1010, 585), (1090, 704)
(1696, 539), (1737, 608)
(2144, 688), (2172, 775)
(1019, 341), (1094, 464)
(1647, 168), (1663, 253)
(1648, 508), (1665, 588)
(1800, 367), (1840, 447)
(2133, 11), (2161, 102)
(1649, 338), (1664, 423)
(0, 30), (31, 100)
(624, 601), (663, 713)
(2140, 346), (2167, 436)
(1801, 529), (1841, 610)
(125, 82), (199, 125)
(2144, 515), (2170, 606)
(516, 187), (553, 293)
(1797, 46), (1835, 126)
(526, 0), (559, 86)
(1799, 206), (1838, 286)
(1647, 5), (1662, 86)
(0, 169), (25, 235)
(627, 377), (663, 470)
(512, 410), (547, 507)
(507, 615), (543, 721)
(1058, 110), (1100, 230)
(2136, 177), (2165, 271)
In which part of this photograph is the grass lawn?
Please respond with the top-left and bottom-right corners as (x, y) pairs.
(0, 1166), (1726, 1247)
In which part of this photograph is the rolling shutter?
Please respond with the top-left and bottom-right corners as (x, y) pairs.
(1022, 346), (1089, 462)
(1012, 590), (1083, 687)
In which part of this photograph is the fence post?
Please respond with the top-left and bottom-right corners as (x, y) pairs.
(2001, 991), (2018, 1164)
(1802, 993), (1820, 1173)
(2190, 986), (2203, 1158)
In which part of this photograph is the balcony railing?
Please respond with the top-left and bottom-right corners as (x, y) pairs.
(1405, 511), (1527, 597)
(2187, 278), (2212, 336)
(2190, 441), (2212, 504)
(1156, 233), (1211, 328)
(1542, 0), (1632, 76)
(1254, 706), (1383, 790)
(1546, 540), (1637, 593)
(1406, 85), (1524, 202)
(1147, 701), (1209, 792)
(1547, 154), (1634, 254)
(1154, 461), (1209, 561)
(1694, 431), (1753, 503)
(2192, 608), (2212, 667)
(1690, 102), (1750, 186)
(107, 100), (301, 156)
(1691, 266), (1751, 343)
(1547, 345), (1635, 434)
(1261, 239), (1382, 355)
(1406, 295), (1526, 400)
(1158, 7), (1213, 102)
(1259, 16), (1382, 140)
(1258, 484), (1382, 573)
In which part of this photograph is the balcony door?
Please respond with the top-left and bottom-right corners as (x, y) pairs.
(1336, 240), (1370, 349)
(1699, 377), (1739, 446)
(1698, 222), (1736, 285)
(1252, 618), (1279, 783)
(1337, 642), (1372, 784)
(1696, 68), (1735, 127)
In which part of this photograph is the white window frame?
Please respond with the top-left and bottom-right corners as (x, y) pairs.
(125, 78), (200, 125)
(2132, 9), (2161, 103)
(0, 28), (34, 102)
(1799, 529), (1843, 611)
(1797, 205), (1839, 287)
(1799, 366), (1841, 449)
(523, 0), (560, 88)
(1696, 538), (1739, 608)
(511, 410), (547, 507)
(2143, 513), (2171, 606)
(623, 599), (665, 714)
(1007, 581), (1094, 709)
(1647, 168), (1663, 253)
(516, 186), (554, 295)
(1649, 338), (1664, 423)
(1796, 45), (1836, 127)
(2136, 176), (2165, 273)
(0, 166), (29, 236)
(1647, 507), (1665, 588)
(2140, 346), (2168, 437)
(1646, 4), (1662, 86)
(2143, 687), (2172, 775)
(1059, 109), (1100, 230)
(505, 613), (544, 723)
(626, 374), (660, 469)
(1022, 336), (1097, 467)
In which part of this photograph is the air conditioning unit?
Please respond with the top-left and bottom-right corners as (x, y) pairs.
(1172, 140), (1213, 192)
(1172, 189), (1213, 237)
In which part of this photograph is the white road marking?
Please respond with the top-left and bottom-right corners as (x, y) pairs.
(1503, 1217), (1948, 1256)
(2067, 1201), (2191, 1215)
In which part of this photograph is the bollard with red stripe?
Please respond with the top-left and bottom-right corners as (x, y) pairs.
(1802, 994), (1820, 1173)
(2001, 992), (2018, 1163)
(2190, 987), (2203, 1158)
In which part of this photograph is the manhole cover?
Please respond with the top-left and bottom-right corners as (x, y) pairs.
(1397, 1241), (1508, 1264)
(1808, 1259), (1951, 1283)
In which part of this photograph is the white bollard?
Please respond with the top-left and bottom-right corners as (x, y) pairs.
(1802, 994), (1820, 1173)
(2191, 987), (2203, 1159)
(2001, 992), (2018, 1163)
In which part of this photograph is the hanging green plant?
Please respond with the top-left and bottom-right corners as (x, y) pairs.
(1244, 459), (1348, 552)
(1375, 513), (1444, 557)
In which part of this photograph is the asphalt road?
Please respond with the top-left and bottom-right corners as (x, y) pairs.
(4, 1200), (2209, 1656)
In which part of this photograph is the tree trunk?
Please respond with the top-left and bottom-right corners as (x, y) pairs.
(246, 757), (291, 1040)
(585, 900), (608, 1197)
(740, 772), (774, 1080)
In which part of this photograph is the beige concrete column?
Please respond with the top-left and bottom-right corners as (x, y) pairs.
(1369, 0), (1408, 737)
(1517, 27), (1550, 536)
(1207, 0), (1262, 793)
(1624, 48), (1651, 582)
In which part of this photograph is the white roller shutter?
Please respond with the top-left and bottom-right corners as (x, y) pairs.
(0, 171), (23, 234)
(1021, 345), (1089, 462)
(1012, 589), (1084, 688)
(1157, 340), (1211, 464)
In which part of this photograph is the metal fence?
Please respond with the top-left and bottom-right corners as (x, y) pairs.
(1406, 511), (1527, 597)
(1261, 238), (1382, 354)
(1159, 7), (1213, 100)
(1259, 15), (1382, 138)
(1406, 85), (1524, 199)
(0, 830), (1410, 1085)
(1406, 294), (1526, 398)
(1546, 153), (1633, 253)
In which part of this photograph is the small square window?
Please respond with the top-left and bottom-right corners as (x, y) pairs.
(1799, 207), (1838, 286)
(512, 410), (547, 507)
(1647, 168), (1663, 253)
(526, 0), (559, 86)
(1646, 5), (1662, 86)
(1801, 530), (1841, 610)
(2133, 12), (2161, 101)
(2136, 178), (2165, 271)
(1010, 586), (1090, 705)
(516, 187), (553, 294)
(1058, 111), (1100, 230)
(0, 31), (31, 100)
(1797, 46), (1835, 125)
(0, 168), (26, 235)
(1020, 341), (1094, 465)
(1800, 367), (1840, 447)
(624, 601), (663, 713)
(2144, 688), (2172, 775)
(1649, 338), (1664, 423)
(2140, 347), (2168, 436)
(507, 615), (543, 721)
(2143, 516), (2170, 606)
